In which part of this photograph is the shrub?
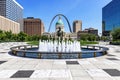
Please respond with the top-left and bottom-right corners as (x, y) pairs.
(79, 34), (97, 41)
(111, 27), (120, 41)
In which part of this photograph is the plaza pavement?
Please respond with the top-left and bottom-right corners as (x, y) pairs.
(0, 42), (120, 80)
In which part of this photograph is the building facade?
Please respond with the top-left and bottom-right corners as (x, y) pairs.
(85, 28), (98, 36)
(24, 17), (44, 36)
(77, 27), (98, 39)
(0, 16), (20, 33)
(102, 0), (120, 36)
(77, 30), (89, 39)
(0, 0), (23, 31)
(73, 20), (82, 33)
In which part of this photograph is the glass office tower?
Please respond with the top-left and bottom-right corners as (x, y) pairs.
(102, 0), (120, 36)
(0, 0), (23, 31)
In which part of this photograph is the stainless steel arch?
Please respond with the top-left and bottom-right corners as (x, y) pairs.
(48, 14), (72, 32)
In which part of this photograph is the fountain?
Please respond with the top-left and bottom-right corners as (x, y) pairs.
(38, 40), (81, 52)
(39, 25), (81, 52)
(10, 14), (109, 59)
(10, 40), (108, 59)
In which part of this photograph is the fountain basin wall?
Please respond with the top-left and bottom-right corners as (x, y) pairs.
(10, 45), (109, 59)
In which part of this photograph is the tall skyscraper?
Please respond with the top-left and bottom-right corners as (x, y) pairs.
(0, 0), (23, 31)
(102, 0), (120, 36)
(24, 17), (44, 36)
(73, 20), (82, 33)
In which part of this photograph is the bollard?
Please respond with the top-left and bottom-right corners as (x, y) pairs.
(93, 46), (95, 49)
(18, 46), (20, 49)
(13, 50), (17, 55)
(99, 47), (101, 50)
(87, 45), (89, 49)
(24, 46), (27, 50)
(23, 52), (26, 57)
(102, 51), (105, 55)
(94, 52), (96, 57)
(105, 51), (107, 54)
(78, 52), (82, 59)
(12, 50), (14, 54)
(58, 53), (62, 59)
(103, 51), (107, 55)
(38, 53), (42, 59)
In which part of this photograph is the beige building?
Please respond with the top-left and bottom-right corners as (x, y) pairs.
(0, 16), (20, 34)
(0, 0), (23, 31)
(65, 33), (77, 40)
(73, 20), (82, 33)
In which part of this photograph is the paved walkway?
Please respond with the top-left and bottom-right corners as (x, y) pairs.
(0, 42), (120, 80)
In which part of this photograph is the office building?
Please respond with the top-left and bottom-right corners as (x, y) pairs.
(77, 27), (98, 39)
(73, 20), (82, 33)
(102, 0), (120, 36)
(0, 0), (23, 31)
(0, 15), (20, 34)
(24, 17), (44, 36)
(77, 30), (89, 39)
(85, 28), (98, 36)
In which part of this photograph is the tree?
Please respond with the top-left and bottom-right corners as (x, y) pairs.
(26, 35), (32, 41)
(0, 30), (3, 34)
(11, 34), (18, 41)
(79, 34), (97, 41)
(17, 32), (27, 41)
(0, 32), (6, 42)
(80, 34), (87, 41)
(31, 35), (41, 41)
(111, 28), (120, 41)
(41, 35), (48, 41)
(4, 30), (13, 41)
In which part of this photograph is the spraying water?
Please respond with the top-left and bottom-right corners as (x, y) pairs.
(39, 40), (81, 52)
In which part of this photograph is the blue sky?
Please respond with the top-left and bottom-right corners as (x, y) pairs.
(17, 0), (112, 33)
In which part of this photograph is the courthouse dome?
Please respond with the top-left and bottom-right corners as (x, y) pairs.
(56, 16), (64, 26)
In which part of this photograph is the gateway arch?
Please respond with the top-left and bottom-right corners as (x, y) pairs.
(48, 14), (72, 33)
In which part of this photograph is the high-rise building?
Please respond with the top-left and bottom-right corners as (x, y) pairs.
(73, 20), (82, 33)
(102, 0), (120, 36)
(24, 17), (44, 36)
(0, 0), (23, 31)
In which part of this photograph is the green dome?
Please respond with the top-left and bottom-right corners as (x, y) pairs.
(56, 17), (64, 26)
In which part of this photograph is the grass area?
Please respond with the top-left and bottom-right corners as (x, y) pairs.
(27, 40), (98, 46)
(80, 41), (98, 46)
(27, 41), (39, 45)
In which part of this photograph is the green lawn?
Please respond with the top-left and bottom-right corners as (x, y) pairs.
(80, 41), (98, 46)
(27, 41), (39, 45)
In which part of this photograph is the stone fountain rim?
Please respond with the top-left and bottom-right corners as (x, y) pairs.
(10, 45), (109, 54)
